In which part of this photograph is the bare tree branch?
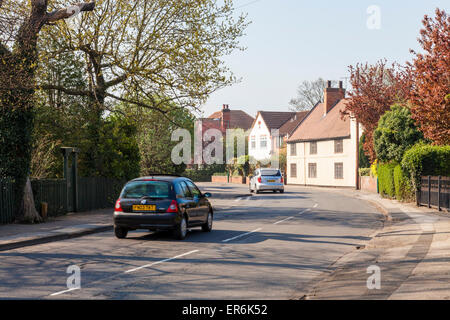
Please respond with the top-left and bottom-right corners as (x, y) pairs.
(46, 2), (95, 24)
(39, 83), (93, 97)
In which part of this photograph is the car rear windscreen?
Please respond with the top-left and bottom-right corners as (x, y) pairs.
(261, 170), (281, 176)
(121, 181), (171, 199)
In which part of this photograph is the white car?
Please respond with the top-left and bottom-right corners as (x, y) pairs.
(249, 168), (284, 194)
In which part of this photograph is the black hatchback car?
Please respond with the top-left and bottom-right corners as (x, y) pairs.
(113, 176), (213, 240)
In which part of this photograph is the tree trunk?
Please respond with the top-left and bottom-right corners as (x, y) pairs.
(17, 177), (42, 224)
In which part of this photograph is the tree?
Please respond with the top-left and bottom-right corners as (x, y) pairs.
(124, 104), (195, 176)
(94, 114), (141, 181)
(37, 0), (247, 176)
(289, 78), (336, 111)
(344, 60), (413, 161)
(374, 104), (423, 163)
(0, 0), (95, 222)
(409, 8), (450, 145)
(41, 0), (248, 117)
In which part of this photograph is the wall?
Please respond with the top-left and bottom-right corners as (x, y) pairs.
(211, 176), (228, 183)
(360, 176), (378, 193)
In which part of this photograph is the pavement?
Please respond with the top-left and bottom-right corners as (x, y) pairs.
(0, 182), (448, 299)
(302, 187), (450, 300)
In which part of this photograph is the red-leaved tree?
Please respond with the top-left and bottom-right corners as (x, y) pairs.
(409, 8), (450, 145)
(344, 60), (413, 161)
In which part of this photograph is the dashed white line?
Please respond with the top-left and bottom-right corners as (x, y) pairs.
(125, 250), (199, 274)
(50, 287), (80, 297)
(222, 228), (262, 243)
(274, 217), (294, 225)
(299, 208), (310, 215)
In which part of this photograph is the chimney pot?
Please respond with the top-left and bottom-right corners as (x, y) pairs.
(339, 81), (343, 89)
(327, 80), (332, 88)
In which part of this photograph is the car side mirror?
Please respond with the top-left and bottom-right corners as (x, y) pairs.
(204, 192), (212, 198)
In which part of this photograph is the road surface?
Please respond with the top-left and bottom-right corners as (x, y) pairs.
(0, 184), (383, 299)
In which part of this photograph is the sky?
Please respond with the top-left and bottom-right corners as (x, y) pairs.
(200, 0), (449, 118)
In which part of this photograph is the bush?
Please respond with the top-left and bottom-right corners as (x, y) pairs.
(374, 104), (423, 163)
(183, 169), (213, 182)
(359, 134), (371, 168)
(359, 168), (371, 176)
(378, 162), (397, 198)
(401, 144), (450, 190)
(393, 164), (414, 201)
(213, 172), (228, 176)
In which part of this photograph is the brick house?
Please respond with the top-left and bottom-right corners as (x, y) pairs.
(194, 105), (255, 165)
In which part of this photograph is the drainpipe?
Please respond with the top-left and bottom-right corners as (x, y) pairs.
(355, 120), (360, 190)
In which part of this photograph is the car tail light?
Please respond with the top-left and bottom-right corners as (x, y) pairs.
(115, 199), (123, 212)
(258, 177), (262, 183)
(281, 176), (284, 183)
(166, 200), (179, 213)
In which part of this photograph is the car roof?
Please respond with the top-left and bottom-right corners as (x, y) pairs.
(129, 175), (192, 183)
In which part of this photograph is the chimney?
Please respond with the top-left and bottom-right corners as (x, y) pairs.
(324, 80), (345, 115)
(221, 104), (231, 130)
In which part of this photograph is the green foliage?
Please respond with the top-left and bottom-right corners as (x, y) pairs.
(212, 172), (228, 177)
(374, 104), (423, 163)
(94, 114), (141, 181)
(401, 144), (450, 190)
(378, 162), (397, 198)
(0, 107), (34, 215)
(393, 164), (414, 201)
(378, 162), (415, 201)
(359, 168), (371, 177)
(124, 104), (195, 176)
(359, 134), (371, 168)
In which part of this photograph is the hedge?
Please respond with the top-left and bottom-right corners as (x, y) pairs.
(401, 144), (450, 190)
(359, 168), (371, 176)
(393, 164), (414, 201)
(212, 172), (228, 176)
(378, 162), (397, 198)
(183, 169), (214, 182)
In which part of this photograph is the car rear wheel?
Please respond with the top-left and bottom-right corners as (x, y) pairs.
(202, 211), (213, 232)
(174, 216), (188, 240)
(114, 226), (128, 239)
(249, 184), (253, 193)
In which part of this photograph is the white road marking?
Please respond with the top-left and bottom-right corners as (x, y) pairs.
(299, 208), (310, 215)
(274, 217), (294, 225)
(50, 287), (80, 297)
(222, 228), (262, 243)
(125, 250), (199, 274)
(313, 203), (318, 208)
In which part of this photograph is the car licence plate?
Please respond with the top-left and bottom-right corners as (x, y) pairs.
(268, 180), (275, 182)
(132, 205), (156, 212)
